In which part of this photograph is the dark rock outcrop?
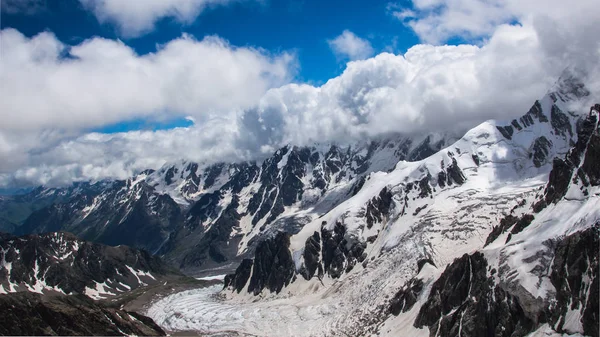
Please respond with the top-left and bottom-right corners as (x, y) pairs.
(247, 232), (296, 295)
(497, 125), (515, 140)
(414, 252), (535, 337)
(179, 196), (242, 269)
(484, 214), (519, 246)
(543, 157), (574, 205)
(446, 157), (466, 185)
(438, 157), (466, 189)
(365, 187), (393, 229)
(417, 174), (433, 198)
(549, 225), (599, 337)
(508, 214), (535, 236)
(224, 258), (253, 293)
(578, 131), (600, 187)
(300, 231), (323, 280)
(247, 146), (306, 226)
(0, 292), (165, 336)
(321, 222), (367, 278)
(408, 136), (447, 162)
(550, 104), (573, 137)
(528, 100), (549, 123)
(389, 278), (424, 316)
(533, 107), (598, 211)
(511, 119), (523, 131)
(531, 136), (553, 168)
(484, 213), (535, 246)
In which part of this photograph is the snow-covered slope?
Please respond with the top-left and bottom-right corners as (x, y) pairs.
(146, 78), (598, 336)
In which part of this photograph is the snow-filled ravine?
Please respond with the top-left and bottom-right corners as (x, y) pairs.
(146, 285), (342, 336)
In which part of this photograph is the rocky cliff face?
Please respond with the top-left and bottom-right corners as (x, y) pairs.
(223, 148), (472, 294)
(550, 225), (599, 337)
(414, 252), (536, 337)
(412, 222), (598, 337)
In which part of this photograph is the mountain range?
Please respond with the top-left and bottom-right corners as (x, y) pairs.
(0, 72), (598, 336)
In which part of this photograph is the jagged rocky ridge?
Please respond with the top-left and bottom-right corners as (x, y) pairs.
(15, 179), (183, 255)
(9, 132), (459, 274)
(0, 231), (179, 299)
(223, 151), (472, 295)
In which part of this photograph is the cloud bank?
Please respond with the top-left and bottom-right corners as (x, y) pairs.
(1, 29), (294, 132)
(1, 0), (598, 187)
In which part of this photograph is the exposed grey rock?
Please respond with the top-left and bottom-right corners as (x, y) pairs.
(365, 187), (393, 229)
(531, 136), (553, 168)
(549, 225), (599, 337)
(533, 108), (598, 211)
(247, 232), (296, 295)
(389, 278), (424, 316)
(497, 125), (514, 140)
(511, 119), (523, 131)
(224, 258), (253, 293)
(550, 104), (573, 137)
(484, 214), (519, 246)
(414, 252), (535, 337)
(300, 231), (323, 280)
(446, 157), (466, 185)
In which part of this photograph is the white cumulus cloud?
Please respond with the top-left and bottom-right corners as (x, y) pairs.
(389, 0), (599, 48)
(0, 29), (295, 132)
(328, 30), (374, 61)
